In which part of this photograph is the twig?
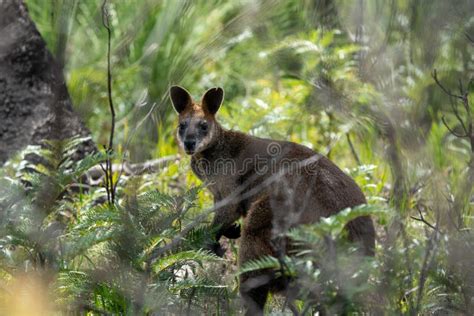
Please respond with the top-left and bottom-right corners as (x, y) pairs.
(433, 70), (472, 144)
(465, 32), (474, 45)
(410, 205), (440, 232)
(101, 0), (116, 205)
(441, 116), (467, 138)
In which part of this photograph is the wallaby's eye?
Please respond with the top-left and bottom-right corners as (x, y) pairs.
(200, 121), (208, 131)
(179, 122), (187, 131)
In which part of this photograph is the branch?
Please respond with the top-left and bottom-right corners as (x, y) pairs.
(87, 155), (179, 184)
(410, 216), (437, 231)
(101, 0), (115, 151)
(432, 69), (465, 102)
(433, 70), (473, 149)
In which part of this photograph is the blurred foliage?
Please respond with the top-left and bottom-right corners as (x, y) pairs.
(0, 0), (473, 314)
(0, 139), (233, 314)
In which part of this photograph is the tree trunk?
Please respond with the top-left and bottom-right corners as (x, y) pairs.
(0, 0), (95, 165)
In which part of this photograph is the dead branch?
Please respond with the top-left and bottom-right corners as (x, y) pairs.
(86, 155), (179, 184)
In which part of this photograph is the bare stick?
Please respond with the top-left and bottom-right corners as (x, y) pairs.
(86, 155), (179, 183)
(441, 116), (467, 138)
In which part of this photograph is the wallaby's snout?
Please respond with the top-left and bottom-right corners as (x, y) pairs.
(170, 85), (224, 155)
(184, 139), (196, 153)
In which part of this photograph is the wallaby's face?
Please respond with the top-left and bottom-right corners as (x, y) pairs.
(170, 86), (224, 155)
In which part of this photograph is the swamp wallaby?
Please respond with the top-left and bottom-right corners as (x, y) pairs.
(170, 85), (375, 315)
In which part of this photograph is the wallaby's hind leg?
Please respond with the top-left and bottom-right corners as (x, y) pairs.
(239, 229), (273, 315)
(345, 215), (376, 256)
(240, 278), (270, 316)
(239, 196), (274, 315)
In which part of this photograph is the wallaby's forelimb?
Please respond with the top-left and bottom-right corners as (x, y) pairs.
(211, 198), (242, 239)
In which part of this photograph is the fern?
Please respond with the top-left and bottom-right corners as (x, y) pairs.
(239, 255), (293, 276)
(180, 225), (219, 251)
(0, 136), (228, 314)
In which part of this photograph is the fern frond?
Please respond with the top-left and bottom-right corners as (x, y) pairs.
(239, 255), (281, 275)
(171, 276), (228, 297)
(180, 225), (217, 251)
(137, 190), (175, 209)
(56, 270), (91, 302)
(61, 136), (93, 155)
(289, 204), (389, 242)
(67, 151), (107, 179)
(62, 228), (118, 260)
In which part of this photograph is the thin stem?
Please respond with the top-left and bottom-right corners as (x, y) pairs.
(346, 133), (361, 165)
(101, 0), (116, 205)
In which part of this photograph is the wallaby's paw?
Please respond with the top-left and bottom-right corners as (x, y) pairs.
(222, 223), (241, 239)
(206, 241), (226, 257)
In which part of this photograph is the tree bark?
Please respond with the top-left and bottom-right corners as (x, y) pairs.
(0, 0), (95, 165)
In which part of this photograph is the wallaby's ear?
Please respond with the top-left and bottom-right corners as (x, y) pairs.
(170, 85), (192, 113)
(202, 87), (224, 115)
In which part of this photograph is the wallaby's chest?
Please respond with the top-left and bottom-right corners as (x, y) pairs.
(191, 156), (237, 196)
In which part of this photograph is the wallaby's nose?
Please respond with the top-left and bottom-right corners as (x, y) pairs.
(184, 140), (196, 152)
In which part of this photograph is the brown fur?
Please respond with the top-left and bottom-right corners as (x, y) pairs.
(170, 86), (375, 314)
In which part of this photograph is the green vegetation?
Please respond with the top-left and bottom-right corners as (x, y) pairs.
(1, 0), (473, 314)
